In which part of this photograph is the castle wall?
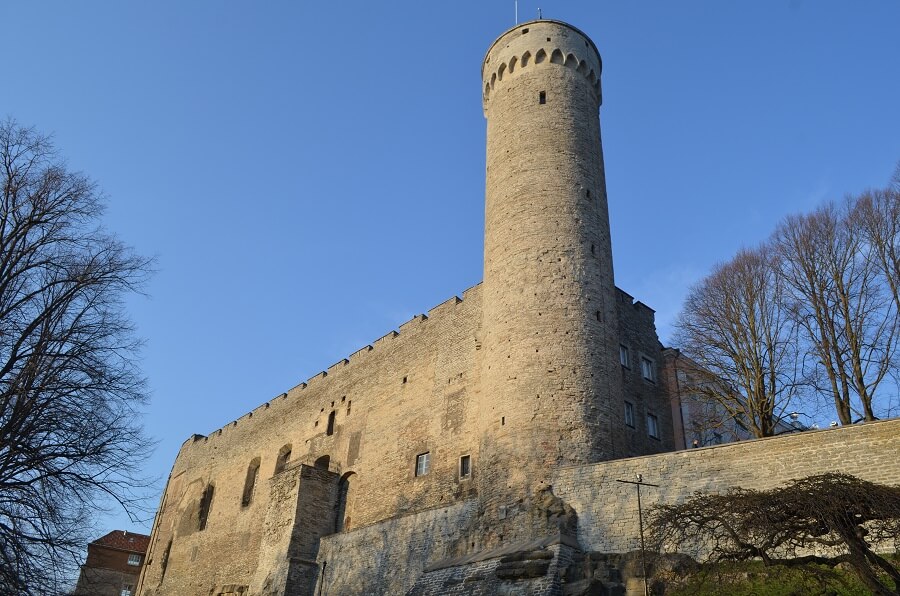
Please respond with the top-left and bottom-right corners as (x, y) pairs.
(299, 421), (900, 594)
(315, 500), (477, 596)
(613, 289), (675, 458)
(553, 418), (900, 554)
(138, 285), (485, 595)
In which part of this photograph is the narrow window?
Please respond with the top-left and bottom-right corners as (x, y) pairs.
(501, 416), (506, 426)
(459, 455), (471, 479)
(159, 540), (172, 582)
(327, 411), (336, 436)
(619, 345), (630, 368)
(335, 472), (355, 532)
(415, 452), (430, 477)
(647, 414), (660, 439)
(624, 401), (635, 428)
(198, 483), (214, 531)
(641, 357), (655, 382)
(347, 400), (352, 415)
(275, 444), (292, 474)
(127, 554), (141, 566)
(539, 91), (546, 104)
(241, 457), (260, 506)
(402, 375), (408, 384)
(586, 189), (591, 199)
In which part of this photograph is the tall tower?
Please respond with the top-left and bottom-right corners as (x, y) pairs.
(479, 20), (620, 521)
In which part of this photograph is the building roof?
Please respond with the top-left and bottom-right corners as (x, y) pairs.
(90, 530), (150, 553)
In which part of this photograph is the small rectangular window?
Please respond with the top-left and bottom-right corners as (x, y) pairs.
(121, 586), (133, 596)
(624, 401), (635, 428)
(415, 452), (430, 477)
(127, 553), (141, 566)
(619, 345), (630, 368)
(641, 357), (655, 382)
(539, 91), (546, 104)
(647, 414), (660, 439)
(459, 455), (471, 479)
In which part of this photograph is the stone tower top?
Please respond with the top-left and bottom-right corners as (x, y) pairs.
(482, 19), (603, 113)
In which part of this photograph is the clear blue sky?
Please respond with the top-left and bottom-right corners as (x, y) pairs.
(3, 1), (899, 540)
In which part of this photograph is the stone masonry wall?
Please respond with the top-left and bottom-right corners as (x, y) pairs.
(138, 285), (485, 595)
(315, 500), (478, 596)
(614, 288), (675, 459)
(553, 418), (900, 554)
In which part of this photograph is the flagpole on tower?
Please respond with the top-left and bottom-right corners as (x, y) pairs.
(515, 1), (518, 24)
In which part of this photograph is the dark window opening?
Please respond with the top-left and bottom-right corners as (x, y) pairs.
(275, 444), (292, 474)
(459, 455), (471, 479)
(591, 244), (595, 255)
(402, 375), (408, 384)
(198, 484), (214, 531)
(586, 189), (591, 198)
(522, 28), (529, 34)
(326, 411), (336, 436)
(624, 401), (635, 428)
(596, 311), (602, 321)
(314, 455), (330, 470)
(501, 416), (506, 426)
(347, 400), (352, 415)
(335, 472), (355, 532)
(648, 413), (660, 439)
(539, 91), (546, 104)
(241, 458), (260, 507)
(160, 540), (172, 582)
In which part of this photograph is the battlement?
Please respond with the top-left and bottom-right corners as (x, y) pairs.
(482, 20), (602, 110)
(178, 283), (483, 448)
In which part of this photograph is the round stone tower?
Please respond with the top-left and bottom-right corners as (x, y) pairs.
(478, 20), (621, 527)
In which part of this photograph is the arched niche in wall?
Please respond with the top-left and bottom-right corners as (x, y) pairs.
(241, 457), (261, 506)
(274, 444), (292, 474)
(334, 471), (356, 533)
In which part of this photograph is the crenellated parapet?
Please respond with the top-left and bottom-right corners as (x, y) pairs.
(482, 20), (602, 112)
(176, 283), (483, 451)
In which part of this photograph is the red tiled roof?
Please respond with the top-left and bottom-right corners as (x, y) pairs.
(90, 530), (150, 553)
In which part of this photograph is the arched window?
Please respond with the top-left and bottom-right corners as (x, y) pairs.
(314, 455), (330, 470)
(241, 457), (260, 506)
(198, 483), (215, 531)
(326, 411), (336, 436)
(335, 472), (355, 532)
(274, 444), (292, 474)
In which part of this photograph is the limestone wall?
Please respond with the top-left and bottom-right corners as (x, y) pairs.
(138, 285), (485, 595)
(315, 501), (478, 596)
(553, 418), (900, 554)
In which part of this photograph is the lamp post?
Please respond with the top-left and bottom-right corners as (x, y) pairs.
(616, 474), (659, 596)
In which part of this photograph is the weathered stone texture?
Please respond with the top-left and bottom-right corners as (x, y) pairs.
(136, 18), (899, 596)
(553, 418), (900, 554)
(315, 500), (477, 595)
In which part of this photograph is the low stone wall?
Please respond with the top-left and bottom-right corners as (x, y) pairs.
(553, 419), (900, 553)
(315, 500), (478, 596)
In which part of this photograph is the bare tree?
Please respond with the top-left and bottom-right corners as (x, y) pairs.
(673, 245), (802, 437)
(854, 167), (900, 324)
(648, 474), (900, 596)
(0, 120), (153, 594)
(775, 198), (899, 425)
